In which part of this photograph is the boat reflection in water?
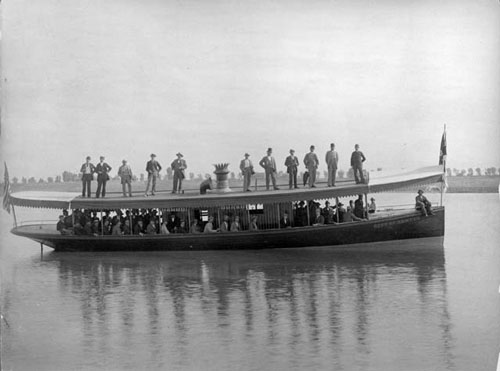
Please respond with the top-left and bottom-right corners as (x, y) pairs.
(41, 237), (453, 370)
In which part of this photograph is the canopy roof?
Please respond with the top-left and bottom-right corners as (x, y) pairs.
(9, 166), (444, 210)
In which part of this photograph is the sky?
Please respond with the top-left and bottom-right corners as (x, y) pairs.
(1, 0), (499, 180)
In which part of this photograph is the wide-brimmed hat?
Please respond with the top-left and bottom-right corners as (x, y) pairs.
(267, 148), (272, 152)
(290, 149), (295, 153)
(418, 189), (424, 194)
(244, 153), (250, 156)
(338, 202), (344, 206)
(150, 153), (156, 157)
(176, 152), (183, 157)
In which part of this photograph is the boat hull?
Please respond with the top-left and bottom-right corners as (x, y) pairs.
(11, 207), (445, 252)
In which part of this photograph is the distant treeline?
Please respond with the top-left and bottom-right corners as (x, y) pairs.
(4, 166), (500, 186)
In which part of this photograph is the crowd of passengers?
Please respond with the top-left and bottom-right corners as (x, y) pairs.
(56, 195), (378, 235)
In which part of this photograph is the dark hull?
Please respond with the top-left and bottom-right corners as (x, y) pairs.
(11, 207), (445, 252)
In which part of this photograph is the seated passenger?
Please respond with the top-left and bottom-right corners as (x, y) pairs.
(83, 220), (93, 235)
(174, 220), (187, 233)
(189, 219), (202, 234)
(415, 189), (433, 216)
(220, 215), (230, 233)
(311, 208), (325, 226)
(204, 216), (219, 233)
(146, 220), (157, 234)
(134, 219), (145, 235)
(280, 212), (292, 228)
(111, 217), (122, 235)
(230, 216), (241, 231)
(160, 221), (170, 234)
(199, 177), (213, 195)
(344, 206), (364, 222)
(57, 215), (72, 235)
(368, 197), (376, 214)
(123, 219), (132, 235)
(73, 222), (84, 235)
(62, 209), (73, 228)
(102, 218), (112, 235)
(354, 195), (365, 219)
(337, 203), (346, 223)
(167, 214), (179, 233)
(249, 216), (258, 231)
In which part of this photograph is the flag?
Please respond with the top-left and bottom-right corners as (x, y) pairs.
(3, 162), (11, 214)
(439, 130), (447, 166)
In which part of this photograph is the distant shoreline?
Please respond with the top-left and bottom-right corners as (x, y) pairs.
(7, 175), (499, 194)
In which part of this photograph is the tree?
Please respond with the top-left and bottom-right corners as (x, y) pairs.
(475, 168), (482, 176)
(230, 172), (235, 180)
(189, 172), (195, 180)
(452, 168), (459, 176)
(197, 174), (203, 180)
(446, 168), (452, 177)
(47, 177), (54, 183)
(28, 177), (36, 184)
(140, 173), (145, 182)
(12, 177), (18, 184)
(338, 169), (345, 179)
(323, 171), (328, 179)
(467, 168), (473, 176)
(55, 175), (62, 183)
(346, 168), (354, 179)
(22, 177), (27, 184)
(38, 178), (45, 183)
(166, 167), (172, 180)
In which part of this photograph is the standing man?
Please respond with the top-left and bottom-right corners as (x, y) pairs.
(303, 145), (319, 188)
(350, 144), (366, 184)
(325, 143), (339, 187)
(95, 156), (112, 198)
(145, 153), (162, 196)
(171, 152), (187, 193)
(259, 148), (279, 190)
(239, 153), (254, 192)
(118, 159), (133, 197)
(284, 149), (299, 189)
(80, 156), (95, 198)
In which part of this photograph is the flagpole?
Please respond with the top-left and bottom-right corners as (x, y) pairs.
(11, 204), (18, 228)
(440, 124), (447, 207)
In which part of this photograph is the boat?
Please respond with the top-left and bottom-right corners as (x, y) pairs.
(7, 164), (446, 252)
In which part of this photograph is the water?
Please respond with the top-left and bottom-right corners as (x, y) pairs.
(1, 193), (499, 371)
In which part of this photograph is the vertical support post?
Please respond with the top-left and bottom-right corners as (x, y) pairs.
(129, 212), (133, 235)
(187, 208), (191, 232)
(40, 243), (43, 258)
(276, 203), (280, 229)
(336, 197), (340, 223)
(254, 178), (257, 191)
(306, 201), (310, 226)
(365, 194), (369, 220)
(100, 210), (104, 235)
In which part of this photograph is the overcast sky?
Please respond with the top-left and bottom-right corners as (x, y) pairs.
(1, 0), (499, 180)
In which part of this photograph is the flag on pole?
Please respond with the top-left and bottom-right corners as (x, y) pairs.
(439, 130), (447, 167)
(3, 162), (11, 214)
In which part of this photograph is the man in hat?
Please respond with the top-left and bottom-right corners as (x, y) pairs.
(80, 156), (96, 198)
(259, 148), (279, 190)
(118, 159), (133, 197)
(145, 153), (162, 196)
(368, 197), (377, 214)
(95, 156), (112, 198)
(284, 149), (299, 189)
(350, 144), (366, 184)
(325, 143), (339, 187)
(171, 152), (187, 193)
(303, 145), (319, 188)
(415, 190), (433, 216)
(239, 153), (254, 192)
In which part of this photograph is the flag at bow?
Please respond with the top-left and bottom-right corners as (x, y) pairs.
(439, 129), (447, 167)
(3, 162), (11, 214)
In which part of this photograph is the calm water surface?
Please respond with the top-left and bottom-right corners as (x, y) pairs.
(1, 193), (499, 371)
